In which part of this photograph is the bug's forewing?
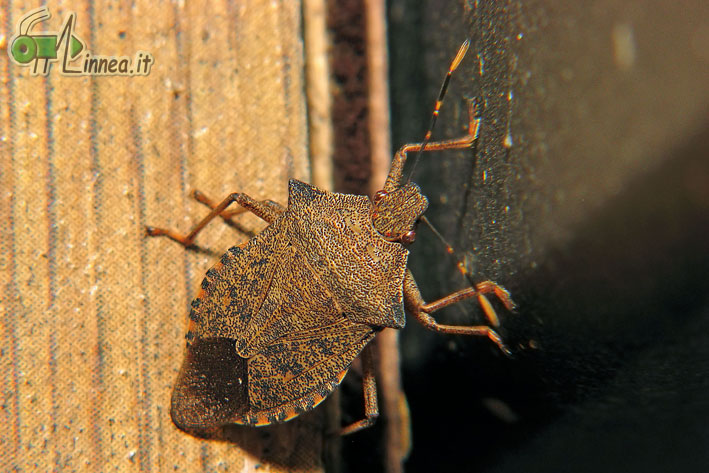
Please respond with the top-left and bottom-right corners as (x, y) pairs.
(171, 209), (380, 429)
(171, 320), (376, 430)
(170, 337), (249, 430)
(170, 222), (285, 430)
(247, 319), (377, 418)
(193, 224), (284, 342)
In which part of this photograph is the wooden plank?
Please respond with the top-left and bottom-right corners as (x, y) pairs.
(1, 1), (322, 471)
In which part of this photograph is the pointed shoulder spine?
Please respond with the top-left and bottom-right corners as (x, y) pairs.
(288, 179), (319, 204)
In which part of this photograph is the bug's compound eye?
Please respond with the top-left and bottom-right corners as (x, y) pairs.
(373, 190), (388, 203)
(401, 230), (416, 245)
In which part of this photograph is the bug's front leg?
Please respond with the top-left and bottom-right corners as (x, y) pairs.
(340, 342), (379, 435)
(403, 270), (515, 355)
(383, 100), (481, 192)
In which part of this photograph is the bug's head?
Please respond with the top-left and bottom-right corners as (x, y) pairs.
(371, 183), (429, 244)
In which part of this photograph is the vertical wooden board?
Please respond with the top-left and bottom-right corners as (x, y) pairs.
(36, 8), (97, 471)
(3, 1), (53, 470)
(131, 5), (193, 472)
(47, 65), (100, 470)
(0, 4), (17, 465)
(1, 0), (15, 463)
(86, 2), (144, 469)
(1, 0), (321, 472)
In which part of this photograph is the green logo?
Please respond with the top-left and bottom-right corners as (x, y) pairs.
(8, 7), (153, 76)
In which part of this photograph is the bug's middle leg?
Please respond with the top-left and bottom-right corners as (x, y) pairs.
(403, 270), (515, 355)
(340, 342), (379, 435)
(146, 192), (283, 247)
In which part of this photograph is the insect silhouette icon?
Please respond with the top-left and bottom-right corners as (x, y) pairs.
(147, 40), (516, 435)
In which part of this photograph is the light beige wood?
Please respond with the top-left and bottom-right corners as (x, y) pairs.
(0, 1), (323, 471)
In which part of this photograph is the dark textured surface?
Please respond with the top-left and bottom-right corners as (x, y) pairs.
(328, 0), (372, 194)
(387, 0), (709, 472)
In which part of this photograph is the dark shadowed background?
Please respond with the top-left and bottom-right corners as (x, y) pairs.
(379, 1), (709, 472)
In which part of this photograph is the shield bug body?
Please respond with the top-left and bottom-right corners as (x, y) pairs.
(147, 40), (515, 434)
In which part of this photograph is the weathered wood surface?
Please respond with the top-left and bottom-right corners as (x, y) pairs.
(0, 1), (326, 471)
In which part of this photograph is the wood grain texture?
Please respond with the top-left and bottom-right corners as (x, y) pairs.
(0, 1), (324, 471)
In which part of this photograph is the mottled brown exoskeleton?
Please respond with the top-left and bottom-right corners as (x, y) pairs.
(146, 40), (515, 435)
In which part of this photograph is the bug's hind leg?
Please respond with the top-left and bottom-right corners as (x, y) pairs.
(340, 343), (379, 435)
(191, 189), (285, 220)
(403, 270), (515, 356)
(188, 190), (285, 237)
(146, 192), (284, 248)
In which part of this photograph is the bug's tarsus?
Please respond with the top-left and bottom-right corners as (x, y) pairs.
(466, 96), (484, 133)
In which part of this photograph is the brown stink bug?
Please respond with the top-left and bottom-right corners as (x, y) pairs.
(146, 40), (515, 435)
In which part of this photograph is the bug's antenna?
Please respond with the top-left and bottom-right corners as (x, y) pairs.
(419, 215), (514, 327)
(419, 215), (468, 279)
(406, 39), (470, 184)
